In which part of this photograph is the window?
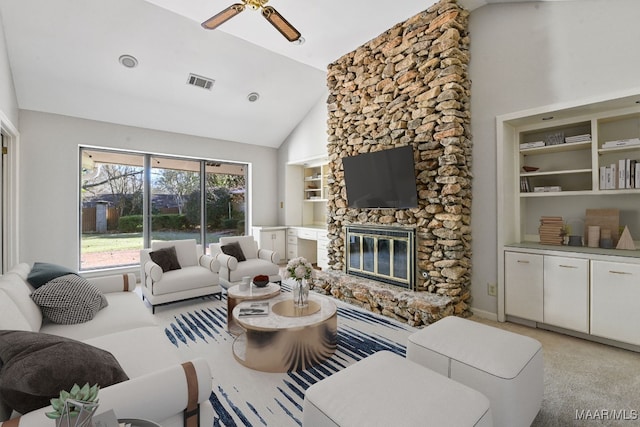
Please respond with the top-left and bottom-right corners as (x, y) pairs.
(80, 148), (247, 271)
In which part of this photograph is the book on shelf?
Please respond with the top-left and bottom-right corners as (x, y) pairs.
(601, 138), (640, 149)
(602, 158), (638, 189)
(564, 134), (591, 143)
(520, 176), (531, 192)
(519, 141), (545, 150)
(533, 186), (562, 192)
(238, 301), (270, 317)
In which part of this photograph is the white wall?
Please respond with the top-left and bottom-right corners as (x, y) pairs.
(18, 110), (279, 269)
(0, 18), (18, 126)
(278, 91), (329, 224)
(468, 0), (640, 317)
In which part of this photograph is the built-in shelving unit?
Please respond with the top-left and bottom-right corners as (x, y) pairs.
(496, 91), (640, 350)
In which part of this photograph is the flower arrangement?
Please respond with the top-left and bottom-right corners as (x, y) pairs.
(284, 257), (315, 281)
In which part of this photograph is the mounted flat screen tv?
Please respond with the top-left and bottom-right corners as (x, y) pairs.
(342, 145), (418, 209)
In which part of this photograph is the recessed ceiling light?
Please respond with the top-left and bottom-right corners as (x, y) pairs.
(247, 92), (260, 102)
(293, 36), (305, 45)
(119, 54), (138, 69)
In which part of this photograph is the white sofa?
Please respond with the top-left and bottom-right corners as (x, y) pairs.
(209, 236), (281, 289)
(0, 263), (215, 427)
(140, 239), (222, 312)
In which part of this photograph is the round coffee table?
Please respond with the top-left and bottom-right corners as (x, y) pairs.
(227, 282), (281, 334)
(232, 294), (337, 372)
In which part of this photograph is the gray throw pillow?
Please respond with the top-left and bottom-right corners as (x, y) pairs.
(221, 241), (246, 262)
(0, 330), (129, 415)
(26, 262), (78, 289)
(30, 274), (108, 324)
(149, 246), (182, 272)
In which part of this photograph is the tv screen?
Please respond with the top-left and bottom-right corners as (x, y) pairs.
(342, 146), (418, 209)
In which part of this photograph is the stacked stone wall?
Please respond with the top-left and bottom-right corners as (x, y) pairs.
(325, 0), (472, 318)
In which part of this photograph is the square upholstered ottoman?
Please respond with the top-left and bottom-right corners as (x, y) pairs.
(303, 350), (493, 427)
(407, 316), (543, 427)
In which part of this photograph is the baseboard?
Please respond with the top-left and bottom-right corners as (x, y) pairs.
(469, 307), (498, 322)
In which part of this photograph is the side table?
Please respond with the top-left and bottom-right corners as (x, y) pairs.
(227, 282), (281, 334)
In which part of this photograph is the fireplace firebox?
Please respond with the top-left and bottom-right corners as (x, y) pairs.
(345, 225), (416, 290)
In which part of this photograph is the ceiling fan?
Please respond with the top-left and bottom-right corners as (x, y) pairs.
(201, 0), (302, 43)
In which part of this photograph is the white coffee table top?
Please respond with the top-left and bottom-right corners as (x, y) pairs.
(233, 294), (336, 331)
(227, 282), (281, 299)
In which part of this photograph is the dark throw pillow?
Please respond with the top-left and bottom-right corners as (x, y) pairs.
(149, 246), (181, 272)
(221, 241), (246, 262)
(26, 262), (78, 289)
(0, 330), (129, 415)
(30, 274), (108, 325)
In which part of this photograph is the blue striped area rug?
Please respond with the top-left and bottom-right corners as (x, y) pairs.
(155, 284), (416, 427)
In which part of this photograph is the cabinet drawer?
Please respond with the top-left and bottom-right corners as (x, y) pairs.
(505, 252), (543, 322)
(591, 261), (640, 346)
(297, 229), (317, 240)
(287, 228), (298, 236)
(287, 235), (298, 245)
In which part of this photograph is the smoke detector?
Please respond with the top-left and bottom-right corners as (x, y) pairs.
(247, 92), (260, 102)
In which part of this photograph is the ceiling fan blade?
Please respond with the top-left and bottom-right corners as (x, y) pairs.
(261, 6), (301, 42)
(201, 3), (246, 30)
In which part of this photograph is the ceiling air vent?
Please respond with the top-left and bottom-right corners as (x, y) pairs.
(187, 73), (214, 90)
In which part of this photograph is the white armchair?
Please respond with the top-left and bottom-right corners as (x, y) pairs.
(209, 235), (282, 289)
(140, 239), (222, 313)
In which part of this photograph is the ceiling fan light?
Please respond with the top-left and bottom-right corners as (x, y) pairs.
(202, 3), (246, 30)
(261, 6), (301, 42)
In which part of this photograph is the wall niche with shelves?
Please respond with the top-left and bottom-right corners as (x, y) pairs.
(497, 91), (640, 331)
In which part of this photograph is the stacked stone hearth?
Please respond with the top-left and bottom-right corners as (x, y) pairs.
(323, 0), (472, 324)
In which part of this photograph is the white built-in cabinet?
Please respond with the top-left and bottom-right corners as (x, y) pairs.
(591, 260), (640, 346)
(251, 227), (286, 261)
(505, 252), (543, 322)
(543, 256), (589, 334)
(498, 91), (640, 349)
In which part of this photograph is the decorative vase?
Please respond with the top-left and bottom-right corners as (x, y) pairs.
(293, 279), (309, 308)
(56, 400), (99, 427)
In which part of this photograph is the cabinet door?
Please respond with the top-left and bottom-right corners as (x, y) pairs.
(591, 261), (640, 346)
(543, 256), (589, 333)
(505, 252), (543, 322)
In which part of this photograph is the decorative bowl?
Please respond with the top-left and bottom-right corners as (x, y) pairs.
(253, 275), (269, 288)
(522, 166), (539, 172)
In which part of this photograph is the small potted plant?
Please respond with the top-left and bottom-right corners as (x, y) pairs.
(46, 383), (100, 427)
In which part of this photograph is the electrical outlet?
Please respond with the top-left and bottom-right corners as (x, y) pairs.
(488, 283), (497, 296)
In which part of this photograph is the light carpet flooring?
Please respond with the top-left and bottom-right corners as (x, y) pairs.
(472, 317), (640, 427)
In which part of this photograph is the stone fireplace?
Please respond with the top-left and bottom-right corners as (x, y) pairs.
(319, 0), (473, 324)
(345, 225), (416, 291)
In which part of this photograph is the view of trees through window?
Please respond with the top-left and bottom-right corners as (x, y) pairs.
(80, 149), (246, 270)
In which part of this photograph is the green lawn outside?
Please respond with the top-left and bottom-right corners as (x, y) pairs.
(81, 230), (234, 253)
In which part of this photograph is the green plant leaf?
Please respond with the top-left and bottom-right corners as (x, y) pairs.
(45, 411), (60, 419)
(69, 384), (81, 397)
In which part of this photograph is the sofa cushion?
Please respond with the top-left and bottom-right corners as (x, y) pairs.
(26, 262), (78, 289)
(40, 292), (158, 341)
(0, 274), (42, 332)
(149, 246), (181, 272)
(0, 330), (129, 415)
(30, 274), (108, 325)
(228, 258), (280, 283)
(221, 241), (246, 262)
(151, 266), (219, 296)
(0, 289), (32, 331)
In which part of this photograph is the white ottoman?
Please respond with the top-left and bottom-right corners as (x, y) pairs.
(303, 350), (493, 427)
(407, 316), (543, 427)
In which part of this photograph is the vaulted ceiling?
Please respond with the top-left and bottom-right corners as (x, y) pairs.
(0, 0), (554, 148)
